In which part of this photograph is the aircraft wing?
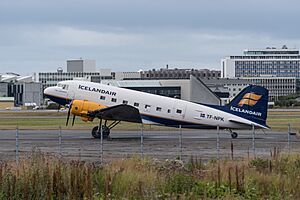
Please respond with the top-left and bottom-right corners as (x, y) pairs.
(89, 104), (142, 123)
(229, 119), (270, 129)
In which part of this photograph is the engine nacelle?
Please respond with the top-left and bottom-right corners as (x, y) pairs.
(71, 100), (106, 122)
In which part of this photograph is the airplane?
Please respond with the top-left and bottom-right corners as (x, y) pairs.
(44, 80), (269, 139)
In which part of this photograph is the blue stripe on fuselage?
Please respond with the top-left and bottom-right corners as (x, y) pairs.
(45, 94), (71, 106)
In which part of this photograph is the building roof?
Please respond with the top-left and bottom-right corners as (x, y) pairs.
(202, 78), (252, 85)
(0, 97), (14, 102)
(101, 80), (162, 87)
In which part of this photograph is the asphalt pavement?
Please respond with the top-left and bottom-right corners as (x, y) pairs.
(0, 129), (297, 162)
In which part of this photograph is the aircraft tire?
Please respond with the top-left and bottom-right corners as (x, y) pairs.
(231, 132), (238, 139)
(92, 126), (110, 139)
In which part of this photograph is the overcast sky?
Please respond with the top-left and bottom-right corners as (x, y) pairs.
(1, 0), (300, 75)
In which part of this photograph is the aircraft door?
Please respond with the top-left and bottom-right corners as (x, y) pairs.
(172, 100), (187, 119)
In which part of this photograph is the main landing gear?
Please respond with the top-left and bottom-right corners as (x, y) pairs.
(229, 129), (238, 139)
(91, 119), (120, 139)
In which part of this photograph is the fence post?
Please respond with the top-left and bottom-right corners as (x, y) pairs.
(217, 125), (220, 161)
(16, 126), (19, 165)
(141, 123), (144, 159)
(179, 125), (182, 161)
(100, 125), (103, 164)
(252, 124), (255, 158)
(59, 126), (62, 157)
(288, 123), (291, 153)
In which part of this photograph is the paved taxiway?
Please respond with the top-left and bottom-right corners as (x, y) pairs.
(0, 129), (298, 162)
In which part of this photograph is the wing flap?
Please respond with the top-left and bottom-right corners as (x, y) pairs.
(89, 104), (142, 123)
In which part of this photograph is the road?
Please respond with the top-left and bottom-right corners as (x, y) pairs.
(0, 129), (297, 162)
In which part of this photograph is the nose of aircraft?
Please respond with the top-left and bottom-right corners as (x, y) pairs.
(44, 87), (53, 96)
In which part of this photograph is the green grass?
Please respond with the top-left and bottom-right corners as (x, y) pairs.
(1, 151), (300, 199)
(0, 110), (299, 132)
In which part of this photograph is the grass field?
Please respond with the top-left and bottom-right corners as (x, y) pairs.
(0, 110), (299, 132)
(1, 151), (300, 199)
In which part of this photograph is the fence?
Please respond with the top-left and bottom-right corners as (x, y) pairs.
(1, 124), (299, 164)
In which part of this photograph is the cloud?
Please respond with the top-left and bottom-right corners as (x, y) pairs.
(21, 26), (142, 47)
(0, 0), (300, 73)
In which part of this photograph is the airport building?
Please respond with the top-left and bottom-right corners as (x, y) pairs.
(38, 59), (113, 90)
(67, 59), (96, 72)
(112, 71), (142, 80)
(221, 46), (300, 100)
(0, 73), (43, 107)
(102, 76), (221, 105)
(141, 68), (221, 80)
(202, 78), (252, 104)
(240, 76), (298, 101)
(221, 46), (300, 78)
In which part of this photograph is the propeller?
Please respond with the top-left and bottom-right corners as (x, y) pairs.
(72, 115), (76, 126)
(57, 104), (61, 113)
(66, 101), (73, 126)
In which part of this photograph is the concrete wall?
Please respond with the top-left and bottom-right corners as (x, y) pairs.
(0, 83), (8, 97)
(221, 59), (235, 78)
(160, 76), (221, 105)
(23, 83), (43, 106)
(67, 60), (83, 72)
(67, 59), (96, 72)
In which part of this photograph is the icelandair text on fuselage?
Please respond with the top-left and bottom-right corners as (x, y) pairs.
(78, 85), (117, 96)
(230, 106), (262, 117)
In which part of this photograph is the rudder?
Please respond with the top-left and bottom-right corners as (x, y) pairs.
(227, 85), (269, 126)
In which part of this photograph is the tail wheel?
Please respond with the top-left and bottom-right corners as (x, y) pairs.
(92, 126), (110, 139)
(231, 132), (238, 139)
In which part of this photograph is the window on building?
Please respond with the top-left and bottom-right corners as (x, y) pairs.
(134, 102), (139, 107)
(111, 98), (117, 102)
(100, 96), (106, 100)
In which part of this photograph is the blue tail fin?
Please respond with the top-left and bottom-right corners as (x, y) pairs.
(228, 85), (269, 126)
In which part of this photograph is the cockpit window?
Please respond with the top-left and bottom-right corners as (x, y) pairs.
(57, 83), (69, 90)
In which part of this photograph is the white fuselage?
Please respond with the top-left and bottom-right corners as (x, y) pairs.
(44, 80), (265, 129)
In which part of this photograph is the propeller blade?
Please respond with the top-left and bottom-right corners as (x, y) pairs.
(66, 101), (73, 126)
(72, 115), (76, 126)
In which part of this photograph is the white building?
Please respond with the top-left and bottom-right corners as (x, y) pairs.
(221, 46), (300, 78)
(0, 73), (43, 106)
(240, 76), (298, 101)
(113, 71), (141, 80)
(38, 60), (113, 90)
(67, 59), (96, 72)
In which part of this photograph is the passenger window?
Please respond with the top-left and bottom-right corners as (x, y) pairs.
(134, 102), (139, 107)
(176, 109), (182, 114)
(100, 96), (106, 100)
(145, 105), (151, 109)
(167, 109), (171, 113)
(156, 107), (162, 111)
(111, 98), (117, 102)
(123, 100), (128, 104)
